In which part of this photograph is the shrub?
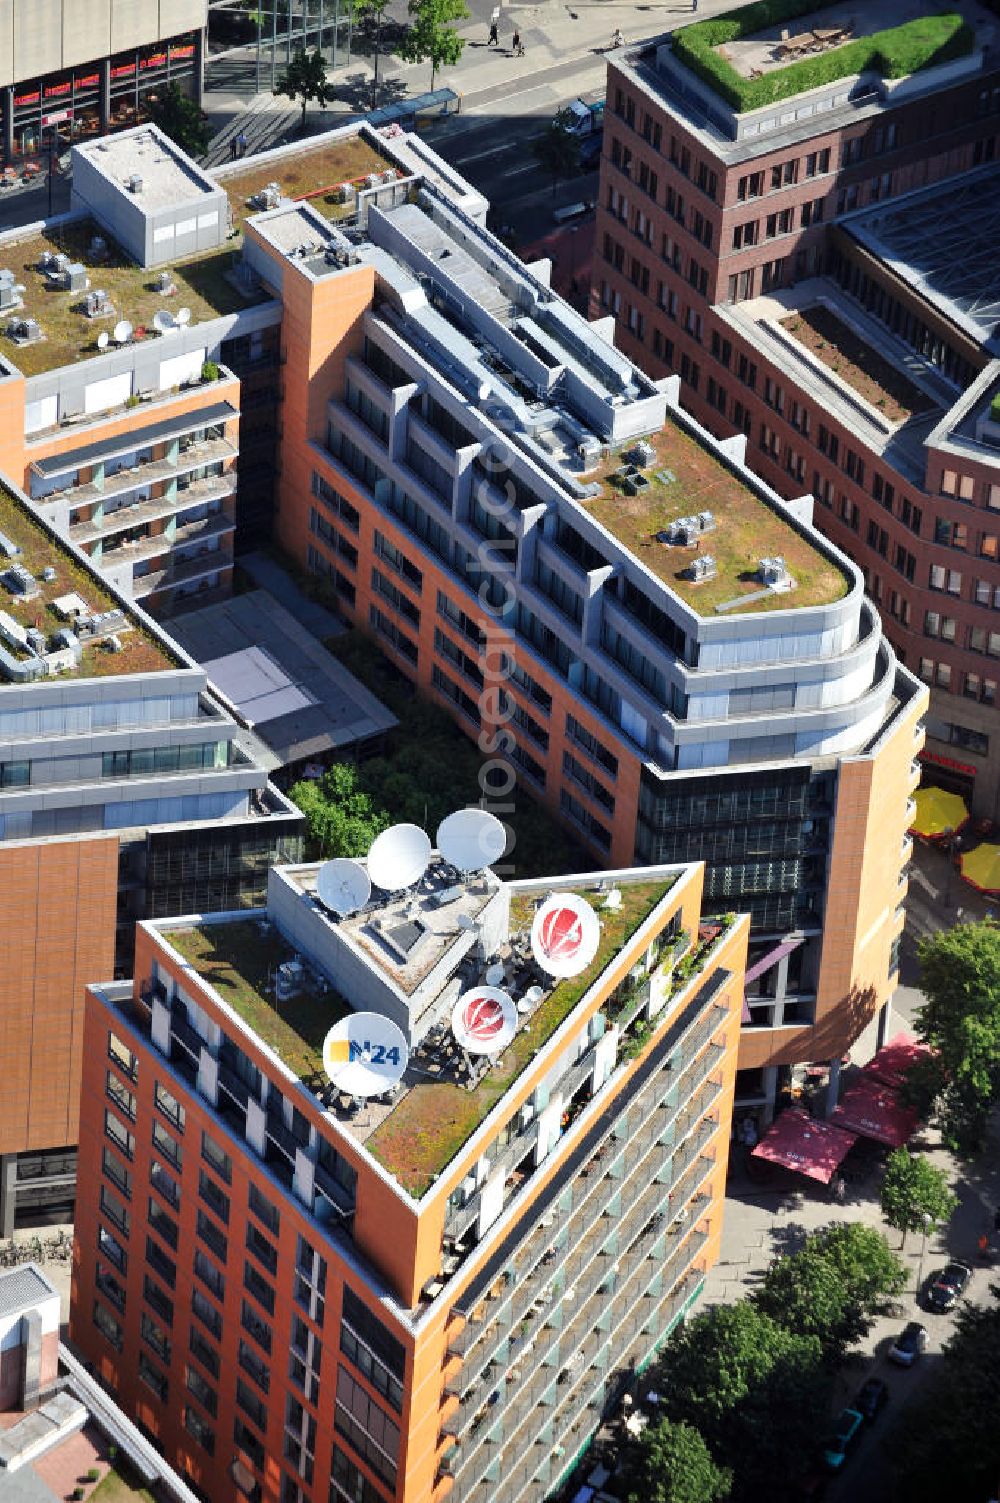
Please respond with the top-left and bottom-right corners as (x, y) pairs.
(990, 391), (1000, 421)
(85, 1469), (100, 1482)
(201, 359), (220, 382)
(71, 1490), (85, 1502)
(124, 392), (140, 408)
(673, 7), (973, 113)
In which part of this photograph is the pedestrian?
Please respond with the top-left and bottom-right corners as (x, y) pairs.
(238, 129), (248, 158)
(692, 0), (699, 11)
(488, 20), (498, 44)
(512, 29), (524, 56)
(611, 27), (624, 48)
(229, 135), (238, 161)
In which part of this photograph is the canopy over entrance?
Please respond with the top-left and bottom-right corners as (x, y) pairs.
(862, 1031), (933, 1090)
(751, 1106), (857, 1184)
(831, 1074), (918, 1148)
(960, 841), (1000, 894)
(909, 785), (968, 839)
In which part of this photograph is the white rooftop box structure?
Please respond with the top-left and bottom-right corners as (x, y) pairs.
(71, 126), (230, 269)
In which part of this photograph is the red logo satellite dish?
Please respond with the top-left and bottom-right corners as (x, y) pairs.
(451, 986), (517, 1055)
(531, 893), (600, 978)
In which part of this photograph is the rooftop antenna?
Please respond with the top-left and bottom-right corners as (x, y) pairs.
(96, 331), (109, 350)
(152, 309), (176, 334)
(175, 306), (191, 326)
(451, 987), (517, 1056)
(112, 319), (132, 345)
(436, 809), (507, 873)
(366, 823), (431, 892)
(316, 858), (371, 917)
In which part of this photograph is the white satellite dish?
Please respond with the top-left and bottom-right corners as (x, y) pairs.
(113, 319), (132, 345)
(96, 331), (109, 350)
(451, 987), (517, 1055)
(367, 823), (431, 892)
(531, 892), (601, 979)
(323, 1012), (408, 1098)
(176, 306), (191, 326)
(152, 309), (176, 334)
(316, 858), (371, 917)
(436, 808), (507, 873)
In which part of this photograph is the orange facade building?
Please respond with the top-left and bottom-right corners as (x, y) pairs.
(72, 854), (747, 1503)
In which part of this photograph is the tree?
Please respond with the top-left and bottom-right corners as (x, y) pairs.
(352, 0), (396, 111)
(531, 112), (580, 196)
(753, 1224), (907, 1363)
(625, 1418), (730, 1503)
(146, 83), (209, 159)
(275, 47), (332, 130)
(886, 1282), (1000, 1501)
(289, 763), (390, 857)
(879, 1147), (957, 1250)
(659, 1302), (829, 1501)
(914, 919), (1000, 1152)
(399, 0), (470, 91)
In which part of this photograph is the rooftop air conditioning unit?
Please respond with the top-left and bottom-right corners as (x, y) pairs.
(66, 263), (88, 293)
(0, 270), (17, 310)
(688, 554), (717, 582)
(333, 182), (356, 205)
(126, 174), (143, 193)
(759, 556), (789, 586)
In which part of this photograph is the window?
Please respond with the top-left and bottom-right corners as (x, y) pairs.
(139, 1352), (168, 1402)
(193, 1288), (223, 1341)
(151, 1120), (181, 1169)
(105, 1069), (136, 1121)
(146, 1235), (176, 1290)
(198, 1168), (229, 1224)
(141, 1311), (171, 1364)
(99, 1183), (130, 1236)
(93, 1302), (123, 1352)
(373, 530), (422, 591)
(195, 1248), (226, 1302)
(294, 1235), (327, 1325)
(804, 148), (831, 177)
(148, 1196), (178, 1250)
(340, 1287), (405, 1414)
(197, 1208), (228, 1262)
(201, 1130), (232, 1183)
(143, 1275), (173, 1326)
(154, 1082), (184, 1130)
(246, 1222), (279, 1276)
(190, 1325), (220, 1379)
(245, 1261), (275, 1316)
(332, 1446), (387, 1503)
(104, 1109), (134, 1161)
(108, 1032), (138, 1082)
(737, 170), (765, 200)
(240, 1339), (271, 1395)
(234, 1418), (264, 1469)
(249, 1182), (281, 1236)
(183, 1405), (215, 1456)
(96, 1261), (126, 1313)
(99, 1224), (127, 1273)
(335, 1368), (400, 1490)
(150, 1159), (178, 1209)
(102, 1146), (132, 1200)
(186, 1364), (217, 1417)
(237, 1377), (268, 1432)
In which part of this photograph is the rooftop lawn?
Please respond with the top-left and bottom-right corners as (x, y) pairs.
(0, 217), (260, 378)
(221, 136), (395, 231)
(779, 305), (935, 423)
(674, 2), (973, 113)
(583, 420), (848, 614)
(365, 880), (673, 1197)
(166, 920), (350, 1083)
(0, 485), (172, 680)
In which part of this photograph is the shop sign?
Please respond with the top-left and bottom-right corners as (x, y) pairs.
(919, 749), (977, 777)
(42, 110), (72, 126)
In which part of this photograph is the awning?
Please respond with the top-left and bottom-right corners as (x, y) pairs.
(909, 785), (969, 839)
(960, 841), (1000, 894)
(862, 1031), (933, 1090)
(751, 1107), (857, 1184)
(830, 1075), (918, 1147)
(743, 936), (804, 988)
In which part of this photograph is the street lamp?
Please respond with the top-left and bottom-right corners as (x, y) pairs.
(916, 1211), (932, 1298)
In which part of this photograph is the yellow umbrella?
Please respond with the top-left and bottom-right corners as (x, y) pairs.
(960, 842), (1000, 894)
(909, 785), (969, 839)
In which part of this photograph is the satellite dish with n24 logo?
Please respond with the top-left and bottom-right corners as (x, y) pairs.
(322, 1012), (408, 1097)
(530, 892), (600, 978)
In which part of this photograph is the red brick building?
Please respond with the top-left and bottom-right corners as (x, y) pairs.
(595, 2), (1000, 813)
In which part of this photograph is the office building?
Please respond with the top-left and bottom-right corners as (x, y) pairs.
(594, 0), (1000, 810)
(214, 123), (927, 1118)
(0, 1), (205, 164)
(72, 846), (748, 1502)
(0, 476), (301, 1233)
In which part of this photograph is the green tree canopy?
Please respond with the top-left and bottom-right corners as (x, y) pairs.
(659, 1302), (828, 1500)
(398, 0), (470, 90)
(915, 918), (1000, 1151)
(531, 112), (580, 195)
(275, 47), (332, 128)
(886, 1282), (1000, 1501)
(625, 1417), (731, 1503)
(146, 83), (209, 158)
(879, 1147), (957, 1250)
(753, 1223), (907, 1362)
(289, 763), (390, 857)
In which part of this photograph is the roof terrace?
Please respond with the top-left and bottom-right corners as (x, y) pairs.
(162, 870), (676, 1198)
(582, 419), (850, 614)
(0, 483), (174, 682)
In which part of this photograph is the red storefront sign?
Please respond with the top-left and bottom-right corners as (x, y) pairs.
(44, 81), (71, 98)
(111, 63), (135, 80)
(76, 73), (100, 90)
(919, 749), (977, 777)
(140, 52), (167, 70)
(172, 44), (196, 60)
(42, 109), (72, 126)
(14, 91), (40, 107)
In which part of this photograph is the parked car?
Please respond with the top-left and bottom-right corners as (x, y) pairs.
(822, 1407), (864, 1471)
(852, 1377), (889, 1421)
(925, 1260), (972, 1312)
(578, 131), (604, 171)
(888, 1321), (928, 1365)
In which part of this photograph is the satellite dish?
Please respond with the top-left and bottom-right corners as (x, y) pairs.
(531, 893), (601, 979)
(316, 858), (371, 917)
(152, 309), (176, 334)
(367, 823), (431, 892)
(176, 306), (191, 326)
(436, 808), (507, 873)
(96, 331), (109, 350)
(323, 1012), (408, 1098)
(113, 320), (132, 345)
(451, 987), (517, 1055)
